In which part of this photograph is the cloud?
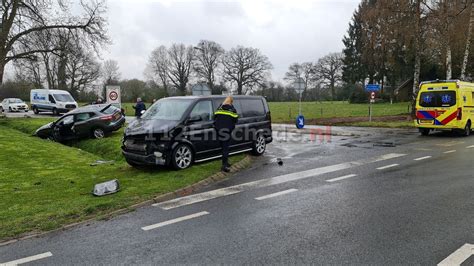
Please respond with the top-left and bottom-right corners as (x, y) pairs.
(104, 0), (360, 81)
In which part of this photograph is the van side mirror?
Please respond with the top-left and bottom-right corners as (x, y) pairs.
(187, 115), (202, 124)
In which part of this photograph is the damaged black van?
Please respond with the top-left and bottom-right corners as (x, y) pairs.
(122, 95), (272, 169)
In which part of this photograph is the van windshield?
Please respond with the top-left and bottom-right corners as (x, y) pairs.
(419, 91), (456, 107)
(54, 94), (74, 102)
(141, 99), (193, 121)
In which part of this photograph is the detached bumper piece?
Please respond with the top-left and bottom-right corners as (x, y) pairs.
(93, 179), (120, 196)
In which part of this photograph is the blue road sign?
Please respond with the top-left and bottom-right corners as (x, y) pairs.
(365, 84), (381, 92)
(296, 115), (305, 129)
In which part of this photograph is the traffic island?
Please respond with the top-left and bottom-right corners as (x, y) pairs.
(0, 121), (252, 245)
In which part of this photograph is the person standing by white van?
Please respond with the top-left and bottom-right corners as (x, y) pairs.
(30, 89), (78, 115)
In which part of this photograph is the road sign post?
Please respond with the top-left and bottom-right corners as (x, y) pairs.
(294, 78), (305, 129)
(369, 91), (376, 122)
(365, 85), (379, 123)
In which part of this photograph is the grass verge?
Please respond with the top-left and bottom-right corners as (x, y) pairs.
(338, 121), (415, 128)
(0, 118), (245, 241)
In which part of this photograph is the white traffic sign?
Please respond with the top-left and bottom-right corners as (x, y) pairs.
(294, 78), (305, 94)
(106, 85), (121, 106)
(192, 83), (211, 96)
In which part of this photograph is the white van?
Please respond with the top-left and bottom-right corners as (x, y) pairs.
(30, 89), (78, 115)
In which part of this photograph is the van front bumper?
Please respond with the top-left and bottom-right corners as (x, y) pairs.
(122, 150), (168, 166)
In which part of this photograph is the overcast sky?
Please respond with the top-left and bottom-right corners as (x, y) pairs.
(104, 0), (360, 82)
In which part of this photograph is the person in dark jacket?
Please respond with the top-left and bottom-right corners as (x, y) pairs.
(214, 96), (238, 172)
(132, 97), (146, 118)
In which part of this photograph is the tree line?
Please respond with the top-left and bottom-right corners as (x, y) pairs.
(2, 0), (472, 103)
(342, 0), (474, 103)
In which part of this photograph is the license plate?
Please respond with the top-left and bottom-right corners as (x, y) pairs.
(419, 119), (433, 125)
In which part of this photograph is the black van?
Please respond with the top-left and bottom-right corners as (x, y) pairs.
(122, 95), (272, 169)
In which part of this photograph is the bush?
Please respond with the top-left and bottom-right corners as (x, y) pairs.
(348, 84), (367, 103)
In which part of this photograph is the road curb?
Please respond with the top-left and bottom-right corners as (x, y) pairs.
(272, 125), (361, 137)
(0, 155), (253, 247)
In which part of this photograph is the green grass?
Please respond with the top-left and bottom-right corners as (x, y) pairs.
(268, 101), (411, 123)
(0, 118), (245, 240)
(339, 121), (415, 128)
(96, 101), (411, 123)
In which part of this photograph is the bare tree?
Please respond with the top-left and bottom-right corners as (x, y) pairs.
(193, 40), (224, 91)
(102, 59), (120, 85)
(66, 42), (101, 97)
(222, 46), (273, 95)
(147, 45), (170, 93)
(167, 43), (194, 95)
(314, 53), (343, 100)
(0, 0), (108, 85)
(284, 62), (314, 98)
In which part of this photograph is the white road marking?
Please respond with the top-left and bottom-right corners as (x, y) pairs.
(467, 145), (474, 149)
(255, 189), (298, 200)
(376, 164), (399, 170)
(0, 252), (53, 265)
(155, 153), (406, 210)
(444, 150), (456, 154)
(438, 243), (474, 266)
(414, 156), (432, 161)
(141, 211), (209, 231)
(326, 174), (358, 183)
(437, 141), (464, 147)
(414, 148), (432, 151)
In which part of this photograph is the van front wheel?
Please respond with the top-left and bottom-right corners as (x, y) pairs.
(171, 144), (193, 170)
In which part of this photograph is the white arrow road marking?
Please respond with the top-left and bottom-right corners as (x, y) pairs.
(326, 174), (358, 183)
(414, 156), (432, 161)
(438, 243), (474, 266)
(154, 153), (406, 210)
(255, 189), (298, 200)
(444, 150), (456, 154)
(376, 164), (399, 170)
(142, 211), (209, 231)
(0, 252), (52, 266)
(467, 145), (474, 149)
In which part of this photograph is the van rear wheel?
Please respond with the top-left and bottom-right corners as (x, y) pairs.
(462, 122), (471, 137)
(252, 134), (266, 155)
(33, 107), (39, 114)
(419, 128), (430, 136)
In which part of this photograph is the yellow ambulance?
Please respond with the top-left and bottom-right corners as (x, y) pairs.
(415, 80), (474, 136)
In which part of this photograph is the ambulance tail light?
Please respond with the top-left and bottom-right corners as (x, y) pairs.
(457, 108), (462, 120)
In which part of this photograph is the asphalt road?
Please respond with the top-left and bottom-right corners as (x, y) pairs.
(1, 127), (474, 265)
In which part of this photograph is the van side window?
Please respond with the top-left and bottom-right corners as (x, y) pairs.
(190, 100), (213, 122)
(233, 100), (243, 117)
(49, 95), (56, 104)
(241, 99), (265, 117)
